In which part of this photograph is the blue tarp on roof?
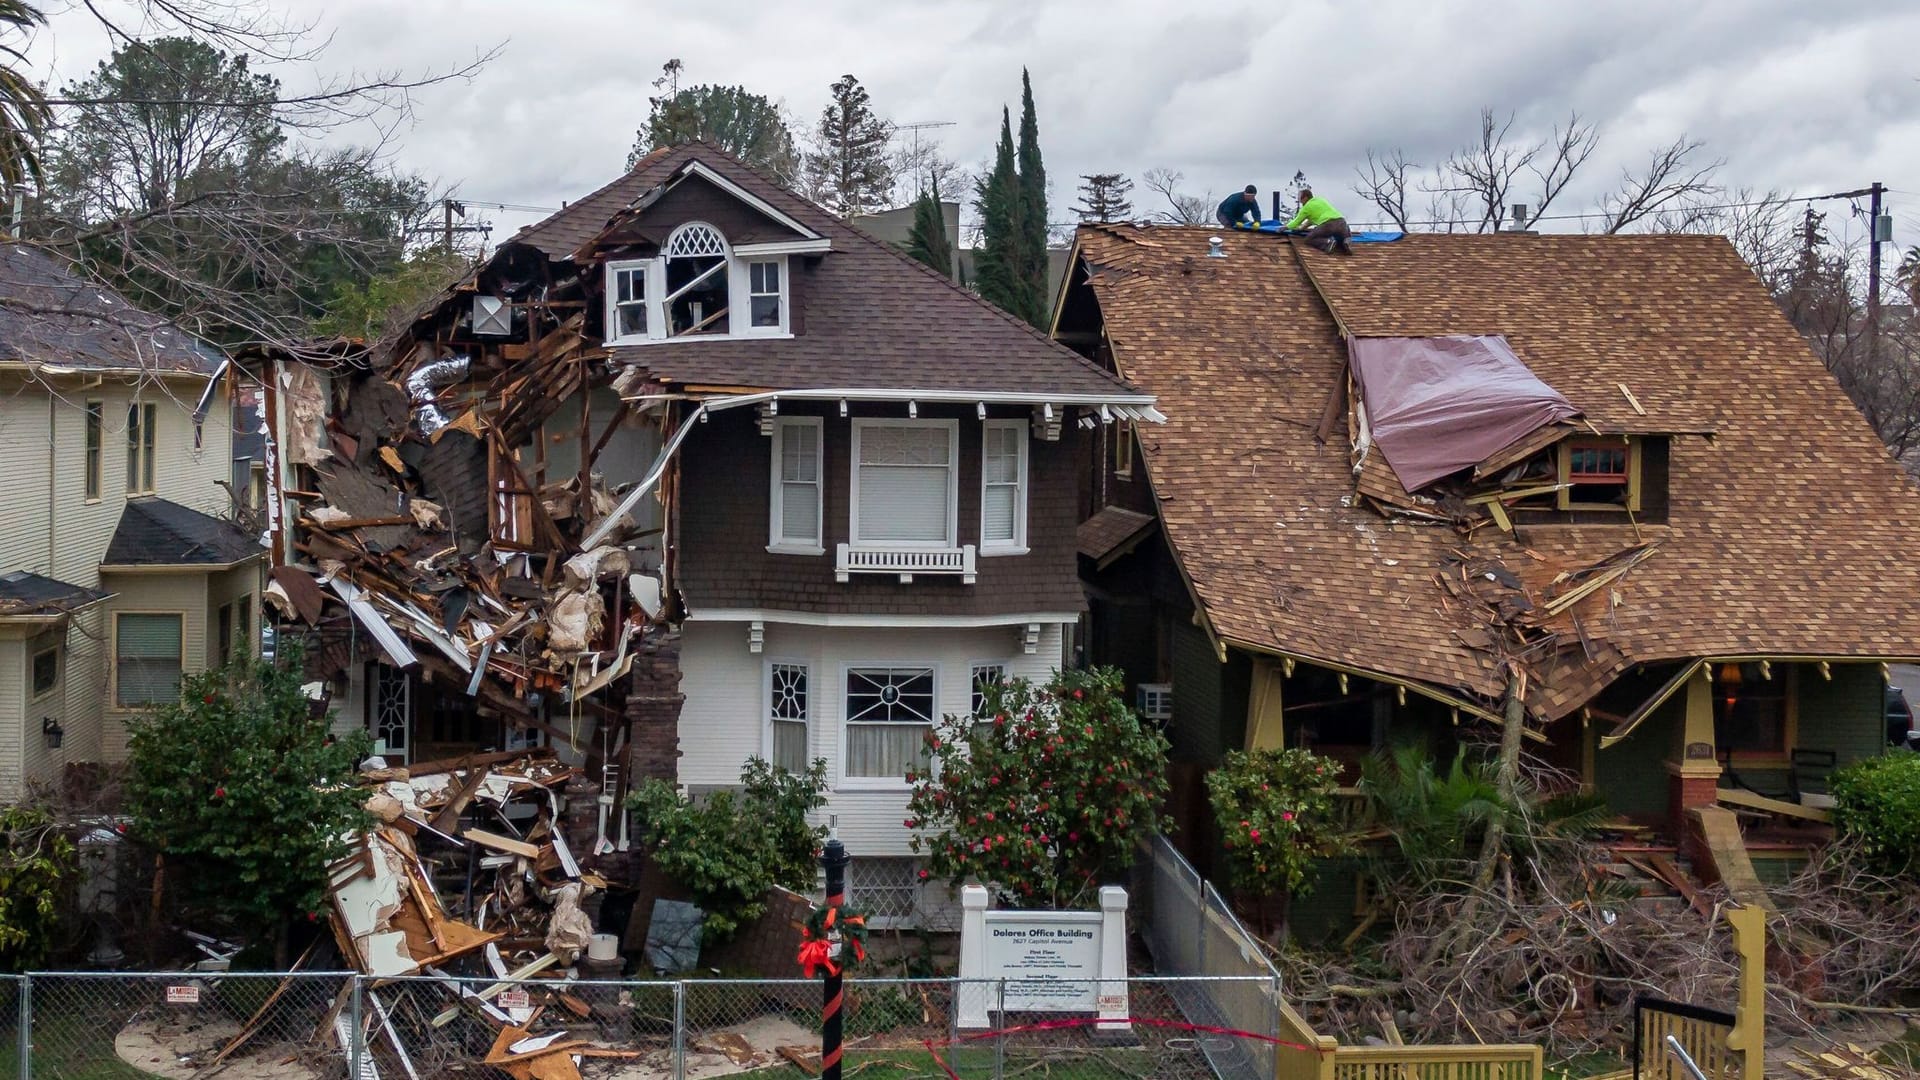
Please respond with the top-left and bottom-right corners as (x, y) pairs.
(1234, 222), (1405, 242)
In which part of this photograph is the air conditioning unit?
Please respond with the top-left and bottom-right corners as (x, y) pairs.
(473, 295), (511, 336)
(1137, 683), (1172, 722)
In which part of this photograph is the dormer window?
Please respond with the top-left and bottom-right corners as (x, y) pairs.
(603, 220), (790, 345)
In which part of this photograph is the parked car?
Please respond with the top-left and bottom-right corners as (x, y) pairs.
(1888, 685), (1916, 748)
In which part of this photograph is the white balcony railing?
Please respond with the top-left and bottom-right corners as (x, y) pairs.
(835, 543), (977, 584)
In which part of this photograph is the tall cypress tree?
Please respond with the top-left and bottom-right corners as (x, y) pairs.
(973, 107), (1021, 317)
(1013, 69), (1049, 327)
(905, 177), (954, 278)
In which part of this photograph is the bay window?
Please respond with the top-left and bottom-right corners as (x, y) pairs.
(845, 666), (935, 781)
(769, 417), (823, 553)
(850, 420), (958, 547)
(980, 420), (1028, 553)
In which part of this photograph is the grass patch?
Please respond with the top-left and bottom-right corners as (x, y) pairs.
(1546, 1051), (1630, 1079)
(1878, 1025), (1920, 1073)
(0, 1013), (153, 1080)
(738, 1047), (1157, 1079)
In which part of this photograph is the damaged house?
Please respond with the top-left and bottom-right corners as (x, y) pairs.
(1059, 224), (1920, 921)
(268, 144), (1160, 910)
(0, 243), (258, 801)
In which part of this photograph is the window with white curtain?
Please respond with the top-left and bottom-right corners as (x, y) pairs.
(980, 420), (1028, 552)
(845, 666), (935, 781)
(851, 420), (957, 546)
(768, 662), (810, 774)
(769, 417), (823, 552)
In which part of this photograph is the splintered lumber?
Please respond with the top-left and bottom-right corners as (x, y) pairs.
(1716, 787), (1831, 823)
(464, 829), (542, 858)
(429, 767), (490, 833)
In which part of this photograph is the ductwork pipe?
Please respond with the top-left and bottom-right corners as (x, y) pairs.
(407, 355), (471, 436)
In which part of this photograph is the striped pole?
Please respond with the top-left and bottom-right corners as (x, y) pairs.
(821, 834), (849, 1080)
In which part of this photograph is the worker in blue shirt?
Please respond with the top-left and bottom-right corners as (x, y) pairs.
(1286, 184), (1352, 254)
(1216, 185), (1262, 229)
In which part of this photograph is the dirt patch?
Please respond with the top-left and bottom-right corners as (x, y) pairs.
(115, 1014), (328, 1080)
(598, 1014), (815, 1079)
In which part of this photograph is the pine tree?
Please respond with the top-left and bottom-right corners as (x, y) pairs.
(906, 177), (954, 278)
(1012, 69), (1049, 327)
(972, 108), (1022, 317)
(1074, 173), (1134, 223)
(803, 74), (895, 217)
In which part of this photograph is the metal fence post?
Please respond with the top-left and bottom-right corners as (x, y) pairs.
(1194, 868), (1208, 976)
(994, 978), (1006, 1080)
(16, 973), (29, 1080)
(671, 980), (686, 1080)
(348, 975), (365, 1078)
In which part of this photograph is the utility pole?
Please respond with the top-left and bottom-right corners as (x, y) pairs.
(1869, 181), (1887, 369)
(439, 198), (490, 255)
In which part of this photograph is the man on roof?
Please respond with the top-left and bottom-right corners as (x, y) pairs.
(1216, 185), (1262, 229)
(1287, 183), (1352, 254)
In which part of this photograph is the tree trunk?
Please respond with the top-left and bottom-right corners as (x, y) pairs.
(148, 852), (166, 968)
(1425, 663), (1526, 964)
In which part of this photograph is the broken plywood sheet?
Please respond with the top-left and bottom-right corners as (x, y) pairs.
(313, 466), (415, 551)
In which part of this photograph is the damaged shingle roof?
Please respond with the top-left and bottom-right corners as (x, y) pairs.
(0, 244), (221, 374)
(104, 497), (261, 567)
(0, 570), (109, 616)
(510, 144), (1147, 400)
(1076, 225), (1920, 716)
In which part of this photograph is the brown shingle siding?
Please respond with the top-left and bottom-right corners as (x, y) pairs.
(675, 405), (1084, 617)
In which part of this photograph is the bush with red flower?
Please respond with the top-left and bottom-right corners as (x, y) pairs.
(1205, 748), (1352, 930)
(906, 668), (1169, 909)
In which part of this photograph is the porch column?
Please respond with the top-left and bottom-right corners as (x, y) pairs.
(1244, 656), (1285, 751)
(1667, 667), (1721, 824)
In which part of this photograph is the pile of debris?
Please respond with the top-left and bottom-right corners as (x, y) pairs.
(305, 748), (651, 1079)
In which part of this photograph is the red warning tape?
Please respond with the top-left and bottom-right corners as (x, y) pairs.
(919, 1016), (1321, 1080)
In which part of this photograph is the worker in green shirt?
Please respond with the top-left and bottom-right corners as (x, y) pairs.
(1286, 184), (1352, 254)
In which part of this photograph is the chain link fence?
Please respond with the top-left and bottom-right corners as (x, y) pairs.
(1137, 833), (1287, 1080)
(0, 971), (1287, 1079)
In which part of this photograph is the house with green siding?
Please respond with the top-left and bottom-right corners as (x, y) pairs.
(1056, 225), (1920, 926)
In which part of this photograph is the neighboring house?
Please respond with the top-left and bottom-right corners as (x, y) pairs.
(849, 200), (1073, 304)
(273, 145), (1157, 906)
(0, 243), (259, 801)
(1057, 225), (1920, 902)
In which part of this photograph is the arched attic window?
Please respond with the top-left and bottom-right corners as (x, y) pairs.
(663, 221), (731, 336)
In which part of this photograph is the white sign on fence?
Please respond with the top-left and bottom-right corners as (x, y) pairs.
(165, 985), (201, 1005)
(956, 883), (1129, 1034)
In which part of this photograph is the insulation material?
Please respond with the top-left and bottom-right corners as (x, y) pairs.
(1348, 335), (1580, 492)
(546, 589), (604, 654)
(561, 546), (631, 590)
(543, 883), (594, 964)
(280, 362), (335, 465)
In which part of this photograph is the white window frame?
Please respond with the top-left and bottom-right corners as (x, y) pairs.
(732, 256), (791, 337)
(29, 636), (60, 702)
(604, 258), (660, 346)
(849, 419), (959, 549)
(765, 659), (811, 774)
(602, 224), (791, 347)
(838, 662), (938, 791)
(768, 416), (824, 555)
(1113, 419), (1135, 480)
(979, 419), (1030, 555)
(969, 661), (1009, 719)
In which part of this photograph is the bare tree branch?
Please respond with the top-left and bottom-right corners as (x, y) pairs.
(1141, 167), (1212, 226)
(1354, 148), (1414, 231)
(1598, 135), (1724, 234)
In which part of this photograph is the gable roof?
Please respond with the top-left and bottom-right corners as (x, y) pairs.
(508, 144), (1149, 402)
(104, 497), (261, 567)
(1075, 225), (1920, 718)
(0, 244), (221, 375)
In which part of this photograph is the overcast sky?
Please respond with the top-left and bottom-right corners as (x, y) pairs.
(23, 0), (1920, 255)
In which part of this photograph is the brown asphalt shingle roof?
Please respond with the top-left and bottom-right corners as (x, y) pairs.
(511, 145), (1149, 401)
(1078, 225), (1920, 715)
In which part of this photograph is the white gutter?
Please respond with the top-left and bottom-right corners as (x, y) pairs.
(327, 576), (419, 669)
(579, 402), (711, 550)
(652, 386), (1166, 423)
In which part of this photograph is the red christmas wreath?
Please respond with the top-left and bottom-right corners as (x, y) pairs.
(795, 901), (869, 978)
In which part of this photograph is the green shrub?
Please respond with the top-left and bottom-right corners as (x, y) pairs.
(629, 757), (828, 943)
(908, 667), (1170, 910)
(1206, 748), (1351, 904)
(0, 803), (75, 972)
(1830, 751), (1920, 875)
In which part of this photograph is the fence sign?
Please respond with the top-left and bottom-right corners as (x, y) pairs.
(957, 884), (1130, 1033)
(498, 990), (531, 1009)
(165, 985), (201, 1005)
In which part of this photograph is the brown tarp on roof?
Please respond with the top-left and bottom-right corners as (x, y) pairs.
(1349, 335), (1580, 491)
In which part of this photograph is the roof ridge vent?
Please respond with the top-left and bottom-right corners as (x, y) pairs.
(1207, 236), (1227, 259)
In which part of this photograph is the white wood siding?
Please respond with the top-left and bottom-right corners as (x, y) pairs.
(0, 638), (23, 802)
(679, 620), (1066, 857)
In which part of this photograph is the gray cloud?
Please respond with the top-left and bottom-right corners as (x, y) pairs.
(25, 0), (1920, 251)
